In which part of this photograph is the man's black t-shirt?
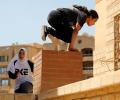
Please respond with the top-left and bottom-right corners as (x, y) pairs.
(56, 8), (87, 27)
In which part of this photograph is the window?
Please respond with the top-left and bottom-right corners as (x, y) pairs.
(78, 40), (82, 44)
(0, 67), (7, 73)
(1, 79), (9, 86)
(83, 61), (93, 70)
(81, 48), (93, 56)
(0, 56), (9, 62)
(114, 13), (120, 70)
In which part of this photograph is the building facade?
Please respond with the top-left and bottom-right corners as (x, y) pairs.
(94, 0), (120, 76)
(0, 43), (42, 93)
(75, 34), (94, 79)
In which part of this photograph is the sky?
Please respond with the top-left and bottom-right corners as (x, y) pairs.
(0, 0), (95, 46)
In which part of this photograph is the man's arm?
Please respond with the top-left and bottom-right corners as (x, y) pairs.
(69, 22), (81, 51)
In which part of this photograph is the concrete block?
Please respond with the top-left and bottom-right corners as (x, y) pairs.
(15, 94), (35, 100)
(101, 94), (115, 100)
(114, 70), (120, 84)
(90, 76), (101, 89)
(57, 86), (65, 96)
(0, 94), (14, 100)
(80, 79), (91, 91)
(64, 84), (72, 95)
(115, 92), (120, 100)
(100, 72), (114, 87)
(90, 96), (101, 100)
(63, 95), (75, 100)
(71, 81), (81, 93)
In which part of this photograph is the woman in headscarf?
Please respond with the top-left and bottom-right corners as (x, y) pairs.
(7, 48), (34, 93)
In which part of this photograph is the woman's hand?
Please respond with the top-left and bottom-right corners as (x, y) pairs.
(15, 69), (20, 77)
(76, 22), (81, 31)
(69, 23), (81, 52)
(69, 48), (79, 52)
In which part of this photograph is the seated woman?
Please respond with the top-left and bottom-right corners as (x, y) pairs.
(7, 48), (34, 93)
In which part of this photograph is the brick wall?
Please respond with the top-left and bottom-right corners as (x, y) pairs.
(33, 51), (42, 94)
(41, 50), (83, 92)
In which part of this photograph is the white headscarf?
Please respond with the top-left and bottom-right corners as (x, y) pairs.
(7, 48), (28, 73)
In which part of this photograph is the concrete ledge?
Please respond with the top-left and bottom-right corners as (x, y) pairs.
(38, 69), (120, 100)
(15, 94), (35, 100)
(0, 94), (14, 100)
(0, 94), (35, 100)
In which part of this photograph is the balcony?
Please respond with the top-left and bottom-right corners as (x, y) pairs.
(82, 56), (93, 61)
(0, 85), (10, 93)
(0, 62), (9, 66)
(83, 70), (93, 75)
(0, 73), (8, 79)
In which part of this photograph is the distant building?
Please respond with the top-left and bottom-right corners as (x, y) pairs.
(0, 43), (42, 93)
(75, 33), (94, 79)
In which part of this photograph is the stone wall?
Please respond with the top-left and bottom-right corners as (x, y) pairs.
(38, 69), (120, 100)
(94, 0), (120, 76)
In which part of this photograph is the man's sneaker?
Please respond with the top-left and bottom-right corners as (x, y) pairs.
(41, 25), (49, 41)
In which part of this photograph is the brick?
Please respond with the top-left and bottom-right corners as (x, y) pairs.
(41, 50), (83, 92)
